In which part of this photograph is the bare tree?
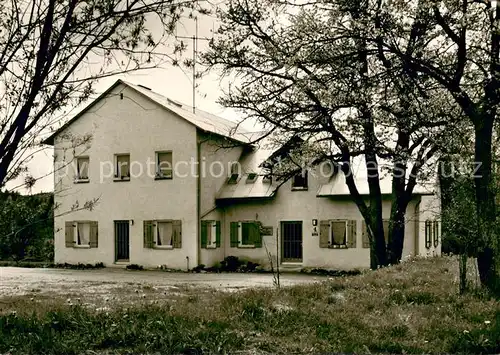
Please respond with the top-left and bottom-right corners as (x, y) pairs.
(0, 0), (207, 189)
(368, 0), (500, 291)
(203, 0), (458, 268)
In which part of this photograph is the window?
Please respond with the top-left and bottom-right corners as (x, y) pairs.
(156, 151), (173, 179)
(156, 221), (173, 248)
(246, 173), (258, 184)
(330, 220), (347, 248)
(65, 221), (98, 248)
(114, 154), (130, 180)
(227, 162), (239, 184)
(425, 220), (433, 249)
(263, 173), (272, 184)
(75, 156), (89, 182)
(320, 220), (356, 249)
(201, 220), (221, 248)
(433, 221), (440, 247)
(291, 171), (308, 190)
(143, 220), (182, 249)
(230, 221), (262, 248)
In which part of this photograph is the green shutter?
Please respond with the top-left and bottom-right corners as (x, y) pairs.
(319, 220), (330, 248)
(173, 220), (182, 248)
(252, 222), (262, 248)
(347, 220), (356, 248)
(89, 221), (98, 248)
(361, 221), (370, 248)
(65, 221), (74, 248)
(425, 220), (431, 249)
(433, 221), (439, 247)
(143, 220), (154, 248)
(230, 222), (238, 247)
(216, 221), (221, 248)
(201, 221), (208, 248)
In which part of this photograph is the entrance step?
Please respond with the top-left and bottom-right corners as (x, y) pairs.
(280, 262), (303, 273)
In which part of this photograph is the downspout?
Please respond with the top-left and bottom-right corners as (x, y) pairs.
(196, 137), (202, 268)
(414, 196), (421, 256)
(222, 206), (227, 259)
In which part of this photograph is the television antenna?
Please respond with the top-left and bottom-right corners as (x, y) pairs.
(176, 17), (212, 114)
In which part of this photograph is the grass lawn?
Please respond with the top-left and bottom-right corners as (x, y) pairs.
(1, 256), (499, 354)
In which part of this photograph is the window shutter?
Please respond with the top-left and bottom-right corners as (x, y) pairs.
(216, 221), (221, 248)
(433, 221), (439, 247)
(89, 221), (98, 248)
(143, 220), (154, 248)
(361, 221), (370, 248)
(319, 220), (330, 248)
(347, 220), (356, 248)
(252, 222), (262, 248)
(173, 220), (182, 248)
(201, 221), (208, 248)
(230, 222), (238, 247)
(65, 221), (74, 247)
(425, 220), (432, 249)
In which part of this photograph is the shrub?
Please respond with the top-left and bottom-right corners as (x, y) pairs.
(220, 256), (242, 272)
(126, 264), (143, 271)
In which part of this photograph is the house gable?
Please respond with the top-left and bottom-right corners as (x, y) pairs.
(43, 79), (251, 146)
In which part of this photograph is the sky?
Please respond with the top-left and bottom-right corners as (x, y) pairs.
(6, 12), (246, 195)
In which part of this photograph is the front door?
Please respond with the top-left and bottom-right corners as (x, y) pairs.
(281, 221), (303, 262)
(115, 220), (130, 261)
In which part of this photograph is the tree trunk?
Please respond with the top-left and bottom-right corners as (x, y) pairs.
(474, 118), (499, 292)
(388, 208), (406, 264)
(459, 253), (468, 294)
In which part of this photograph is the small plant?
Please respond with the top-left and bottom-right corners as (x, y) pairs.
(192, 264), (206, 273)
(126, 264), (143, 271)
(205, 261), (222, 273)
(263, 239), (279, 288)
(53, 262), (105, 270)
(220, 256), (242, 272)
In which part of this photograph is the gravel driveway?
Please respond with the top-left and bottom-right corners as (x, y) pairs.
(0, 267), (325, 311)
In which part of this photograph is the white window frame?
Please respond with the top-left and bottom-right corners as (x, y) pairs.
(155, 220), (174, 249)
(73, 221), (91, 248)
(246, 172), (258, 184)
(114, 154), (130, 181)
(227, 162), (240, 184)
(291, 170), (308, 190)
(206, 221), (217, 249)
(329, 220), (348, 249)
(155, 151), (173, 179)
(75, 156), (90, 183)
(238, 221), (255, 248)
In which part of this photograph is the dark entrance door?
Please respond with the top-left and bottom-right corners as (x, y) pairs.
(281, 221), (303, 262)
(115, 220), (130, 261)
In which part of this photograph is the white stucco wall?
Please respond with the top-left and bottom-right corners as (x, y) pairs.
(417, 194), (442, 257)
(53, 84), (198, 269)
(221, 168), (425, 270)
(198, 132), (244, 267)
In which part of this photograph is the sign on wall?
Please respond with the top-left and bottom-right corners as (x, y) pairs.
(260, 226), (273, 236)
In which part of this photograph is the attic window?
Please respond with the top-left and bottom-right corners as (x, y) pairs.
(228, 162), (239, 184)
(262, 169), (272, 183)
(246, 173), (257, 184)
(291, 171), (308, 190)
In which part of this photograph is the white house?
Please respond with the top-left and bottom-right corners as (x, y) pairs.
(43, 79), (441, 270)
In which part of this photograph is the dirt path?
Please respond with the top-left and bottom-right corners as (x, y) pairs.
(0, 267), (325, 312)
